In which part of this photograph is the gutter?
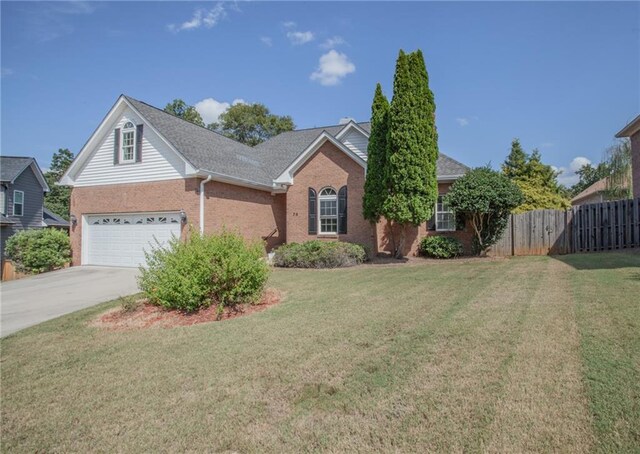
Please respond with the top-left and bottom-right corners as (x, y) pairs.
(199, 175), (213, 234)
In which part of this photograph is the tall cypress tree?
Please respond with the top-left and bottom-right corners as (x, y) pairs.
(382, 49), (439, 258)
(363, 83), (390, 223)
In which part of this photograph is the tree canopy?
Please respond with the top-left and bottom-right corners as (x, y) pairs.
(570, 162), (610, 197)
(211, 103), (295, 146)
(502, 139), (569, 212)
(44, 148), (74, 219)
(446, 167), (523, 255)
(164, 99), (205, 127)
(603, 139), (632, 199)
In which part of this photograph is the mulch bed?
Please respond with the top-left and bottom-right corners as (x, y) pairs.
(91, 288), (282, 331)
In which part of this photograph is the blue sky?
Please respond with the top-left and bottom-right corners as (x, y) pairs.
(2, 1), (639, 186)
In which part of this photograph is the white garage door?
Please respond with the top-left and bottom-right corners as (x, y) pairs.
(85, 212), (181, 267)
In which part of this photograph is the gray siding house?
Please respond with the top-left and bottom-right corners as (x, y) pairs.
(0, 156), (51, 259)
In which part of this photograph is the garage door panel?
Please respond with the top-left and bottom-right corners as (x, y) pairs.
(85, 213), (181, 267)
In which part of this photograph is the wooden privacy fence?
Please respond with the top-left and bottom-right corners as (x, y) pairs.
(489, 198), (640, 256)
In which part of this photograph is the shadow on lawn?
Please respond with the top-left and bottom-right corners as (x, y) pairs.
(551, 249), (640, 271)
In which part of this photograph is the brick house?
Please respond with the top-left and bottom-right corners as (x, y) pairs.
(615, 113), (640, 200)
(60, 95), (471, 267)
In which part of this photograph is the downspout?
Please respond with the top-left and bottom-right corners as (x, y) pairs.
(199, 175), (213, 235)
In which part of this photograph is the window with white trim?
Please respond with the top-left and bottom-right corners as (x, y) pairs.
(13, 190), (24, 216)
(436, 195), (455, 231)
(0, 187), (5, 215)
(319, 187), (338, 233)
(120, 121), (136, 163)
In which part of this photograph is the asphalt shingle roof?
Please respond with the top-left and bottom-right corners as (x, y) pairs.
(43, 207), (70, 227)
(0, 214), (15, 225)
(125, 96), (274, 186)
(124, 96), (468, 186)
(0, 156), (34, 182)
(253, 124), (348, 177)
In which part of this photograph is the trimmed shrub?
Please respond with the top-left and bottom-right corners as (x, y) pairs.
(273, 241), (367, 268)
(419, 236), (463, 259)
(138, 231), (269, 313)
(4, 228), (71, 273)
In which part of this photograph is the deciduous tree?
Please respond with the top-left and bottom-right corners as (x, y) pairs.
(164, 99), (205, 127)
(211, 103), (295, 146)
(446, 167), (523, 255)
(44, 148), (74, 219)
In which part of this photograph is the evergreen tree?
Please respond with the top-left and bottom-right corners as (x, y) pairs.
(362, 84), (390, 222)
(501, 139), (570, 212)
(382, 50), (439, 258)
(502, 139), (528, 179)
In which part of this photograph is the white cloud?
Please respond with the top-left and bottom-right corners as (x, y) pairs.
(310, 50), (356, 86)
(168, 3), (226, 33)
(194, 97), (245, 125)
(338, 117), (355, 125)
(555, 156), (592, 187)
(287, 30), (314, 45)
(320, 36), (346, 49)
(282, 21), (297, 29)
(260, 36), (272, 47)
(456, 117), (469, 127)
(1, 68), (14, 77)
(569, 156), (591, 173)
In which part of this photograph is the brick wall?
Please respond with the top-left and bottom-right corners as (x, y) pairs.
(286, 141), (375, 249)
(375, 182), (474, 256)
(70, 178), (285, 265)
(632, 131), (640, 199)
(202, 181), (286, 250)
(70, 179), (199, 265)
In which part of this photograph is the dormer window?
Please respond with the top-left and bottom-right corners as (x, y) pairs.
(120, 121), (136, 163)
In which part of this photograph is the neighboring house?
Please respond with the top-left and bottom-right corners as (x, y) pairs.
(570, 177), (629, 206)
(0, 156), (51, 261)
(615, 113), (640, 199)
(60, 95), (471, 267)
(43, 207), (71, 229)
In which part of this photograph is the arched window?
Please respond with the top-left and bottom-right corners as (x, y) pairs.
(120, 121), (136, 163)
(318, 187), (338, 233)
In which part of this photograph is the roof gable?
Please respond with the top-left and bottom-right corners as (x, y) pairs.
(273, 131), (366, 185)
(0, 156), (50, 191)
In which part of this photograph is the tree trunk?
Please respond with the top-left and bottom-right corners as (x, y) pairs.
(394, 224), (406, 259)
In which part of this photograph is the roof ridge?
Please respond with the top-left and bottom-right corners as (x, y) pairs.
(123, 95), (255, 153)
(0, 156), (34, 160)
(289, 121), (369, 133)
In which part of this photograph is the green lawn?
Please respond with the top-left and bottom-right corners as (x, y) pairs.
(2, 252), (639, 452)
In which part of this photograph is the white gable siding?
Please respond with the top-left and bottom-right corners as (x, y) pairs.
(74, 109), (187, 187)
(340, 129), (369, 161)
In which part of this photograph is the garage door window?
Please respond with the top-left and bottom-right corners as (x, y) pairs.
(90, 214), (181, 226)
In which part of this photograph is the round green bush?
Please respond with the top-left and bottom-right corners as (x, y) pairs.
(5, 228), (71, 273)
(273, 240), (367, 268)
(138, 230), (269, 313)
(418, 236), (463, 259)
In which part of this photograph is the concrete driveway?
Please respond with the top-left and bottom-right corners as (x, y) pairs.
(1, 266), (139, 337)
